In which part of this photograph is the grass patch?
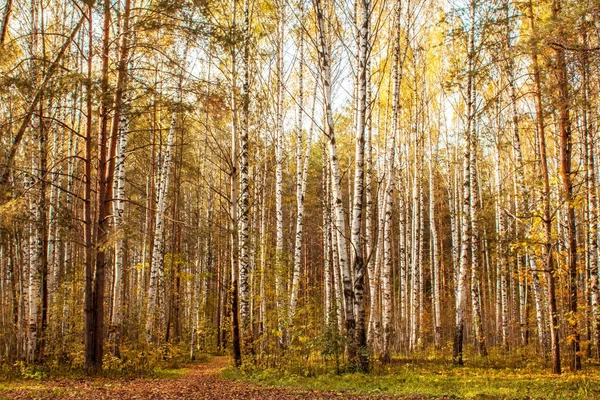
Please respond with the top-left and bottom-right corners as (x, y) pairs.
(221, 352), (600, 399)
(0, 351), (209, 382)
(153, 367), (190, 379)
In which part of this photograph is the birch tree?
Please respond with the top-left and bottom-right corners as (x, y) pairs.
(314, 0), (355, 362)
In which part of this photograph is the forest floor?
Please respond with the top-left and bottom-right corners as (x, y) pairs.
(0, 356), (430, 400)
(1, 354), (599, 399)
(221, 354), (600, 400)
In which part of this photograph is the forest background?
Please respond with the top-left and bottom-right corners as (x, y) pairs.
(0, 0), (599, 388)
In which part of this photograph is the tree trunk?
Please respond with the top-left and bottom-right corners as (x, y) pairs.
(314, 0), (355, 363)
(528, 0), (560, 374)
(349, 0), (370, 372)
(146, 108), (178, 342)
(552, 0), (580, 372)
(109, 0), (133, 355)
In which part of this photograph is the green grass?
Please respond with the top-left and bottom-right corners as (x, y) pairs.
(152, 367), (190, 379)
(221, 353), (600, 399)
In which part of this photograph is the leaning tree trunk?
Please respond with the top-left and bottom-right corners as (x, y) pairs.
(314, 0), (355, 363)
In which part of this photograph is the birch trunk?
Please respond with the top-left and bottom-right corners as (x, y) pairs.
(495, 147), (509, 350)
(469, 128), (486, 355)
(323, 146), (332, 327)
(146, 108), (178, 342)
(580, 25), (600, 359)
(239, 0), (251, 350)
(429, 135), (441, 349)
(348, 0), (370, 371)
(453, 0), (476, 365)
(229, 15), (242, 363)
(289, 19), (312, 323)
(274, 1), (286, 346)
(109, 0), (133, 355)
(27, 165), (41, 364)
(314, 0), (355, 361)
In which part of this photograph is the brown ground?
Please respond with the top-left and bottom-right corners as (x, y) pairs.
(0, 357), (425, 400)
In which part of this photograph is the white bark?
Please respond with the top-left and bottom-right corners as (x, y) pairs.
(110, 84), (130, 346)
(350, 0), (370, 369)
(239, 0), (251, 342)
(429, 136), (441, 348)
(323, 146), (332, 327)
(469, 132), (486, 354)
(27, 166), (41, 363)
(275, 1), (285, 345)
(382, 0), (403, 359)
(146, 108), (177, 342)
(314, 0), (354, 346)
(288, 22), (312, 323)
(495, 147), (509, 350)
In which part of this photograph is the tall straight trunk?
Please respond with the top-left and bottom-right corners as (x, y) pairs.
(349, 0), (369, 372)
(454, 147), (470, 366)
(381, 145), (395, 362)
(229, 1), (242, 365)
(448, 166), (459, 288)
(504, 0), (530, 347)
(399, 175), (408, 348)
(552, 0), (580, 372)
(469, 127), (486, 355)
(314, 0), (355, 362)
(274, 0), (286, 347)
(289, 16), (312, 324)
(453, 0), (476, 365)
(239, 0), (251, 351)
(528, 0), (560, 374)
(429, 134), (441, 349)
(258, 152), (267, 342)
(323, 146), (332, 327)
(329, 163), (344, 334)
(26, 0), (43, 363)
(110, 0), (133, 354)
(140, 177), (150, 304)
(146, 108), (178, 342)
(27, 160), (42, 364)
(365, 66), (377, 352)
(495, 147), (508, 350)
(47, 121), (60, 311)
(86, 0), (112, 371)
(190, 234), (201, 360)
(83, 2), (96, 370)
(581, 27), (600, 359)
(529, 255), (547, 352)
(495, 145), (509, 350)
(410, 126), (421, 352)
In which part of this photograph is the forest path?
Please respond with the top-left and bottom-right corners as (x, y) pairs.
(1, 356), (419, 399)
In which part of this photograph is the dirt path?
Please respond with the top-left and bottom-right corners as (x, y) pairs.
(1, 357), (420, 400)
